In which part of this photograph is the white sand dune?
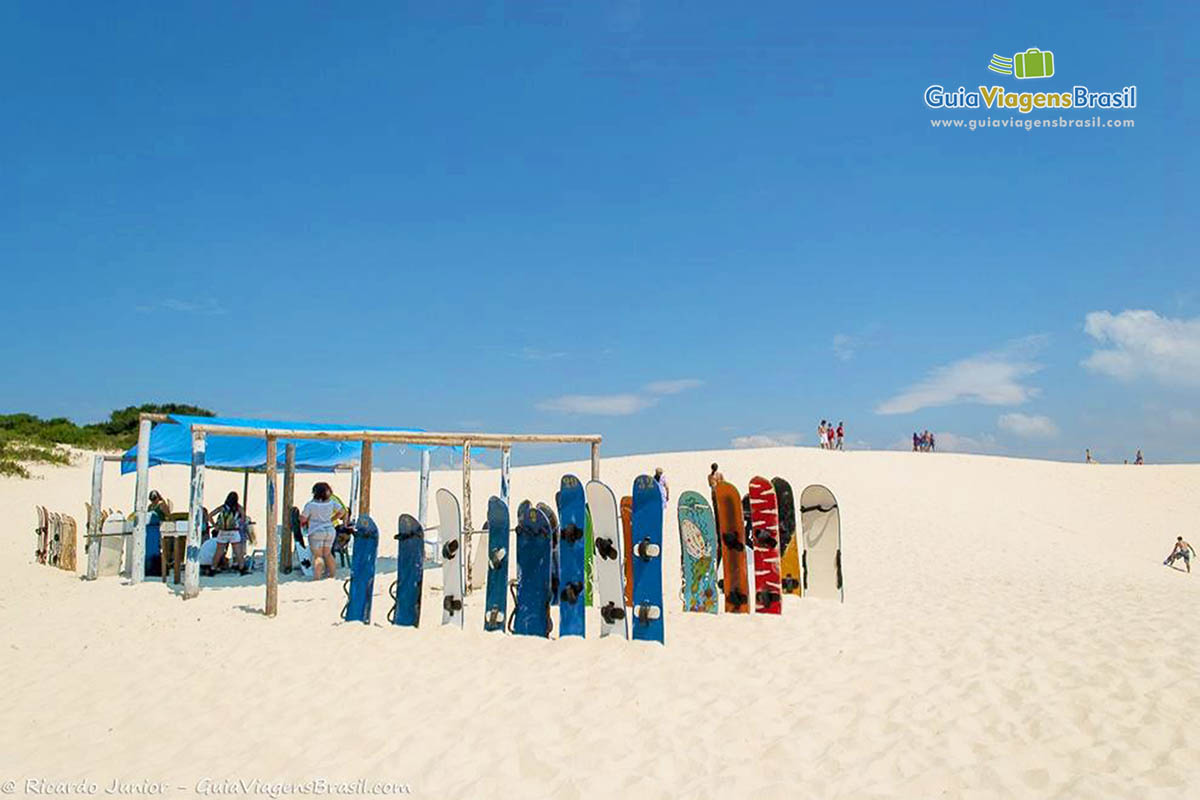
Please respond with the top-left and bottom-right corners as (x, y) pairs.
(2, 448), (1198, 798)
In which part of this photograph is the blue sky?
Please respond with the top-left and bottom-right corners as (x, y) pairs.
(3, 1), (1197, 465)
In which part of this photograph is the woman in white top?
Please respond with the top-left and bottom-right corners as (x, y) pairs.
(300, 482), (346, 580)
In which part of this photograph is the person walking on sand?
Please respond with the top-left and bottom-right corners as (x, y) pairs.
(301, 481), (345, 580)
(1086, 449), (1095, 464)
(1135, 449), (1144, 465)
(818, 420), (827, 449)
(928, 431), (935, 452)
(836, 421), (844, 451)
(654, 468), (669, 509)
(827, 424), (835, 450)
(1164, 536), (1196, 572)
(913, 432), (920, 452)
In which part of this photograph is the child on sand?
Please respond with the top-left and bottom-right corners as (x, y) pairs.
(1164, 536), (1196, 572)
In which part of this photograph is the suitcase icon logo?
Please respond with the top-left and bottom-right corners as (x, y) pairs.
(1014, 47), (1054, 79)
(987, 47), (1055, 79)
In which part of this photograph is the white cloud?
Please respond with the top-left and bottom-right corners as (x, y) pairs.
(644, 378), (704, 395)
(832, 334), (857, 361)
(730, 432), (804, 449)
(1082, 309), (1200, 388)
(997, 412), (1059, 438)
(536, 394), (653, 415)
(537, 378), (703, 416)
(876, 337), (1044, 415)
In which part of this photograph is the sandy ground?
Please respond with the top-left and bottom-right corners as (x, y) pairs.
(2, 447), (1198, 799)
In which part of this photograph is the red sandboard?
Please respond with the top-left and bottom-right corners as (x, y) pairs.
(620, 495), (634, 607)
(747, 477), (782, 614)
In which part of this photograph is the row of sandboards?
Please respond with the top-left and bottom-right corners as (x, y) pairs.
(33, 506), (78, 572)
(341, 474), (667, 642)
(680, 477), (843, 615)
(339, 475), (841, 643)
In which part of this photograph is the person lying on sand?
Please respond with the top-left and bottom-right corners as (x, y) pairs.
(1164, 536), (1196, 572)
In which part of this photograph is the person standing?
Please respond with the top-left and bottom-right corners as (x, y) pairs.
(654, 468), (669, 510)
(301, 481), (345, 580)
(707, 463), (724, 490)
(929, 431), (935, 452)
(1085, 449), (1095, 463)
(818, 420), (827, 449)
(1135, 449), (1144, 465)
(913, 432), (920, 452)
(207, 492), (247, 575)
(827, 424), (835, 449)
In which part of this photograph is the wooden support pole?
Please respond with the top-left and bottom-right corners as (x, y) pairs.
(590, 441), (600, 482)
(85, 454), (104, 580)
(242, 471), (250, 516)
(418, 449), (431, 528)
(184, 431), (206, 599)
(264, 436), (279, 617)
(500, 445), (511, 505)
(281, 443), (295, 573)
(462, 441), (474, 590)
(359, 441), (373, 519)
(130, 417), (151, 583)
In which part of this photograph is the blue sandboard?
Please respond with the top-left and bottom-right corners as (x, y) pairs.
(631, 476), (665, 643)
(539, 501), (560, 606)
(484, 496), (510, 632)
(513, 501), (553, 637)
(342, 515), (380, 624)
(555, 475), (587, 637)
(389, 514), (424, 628)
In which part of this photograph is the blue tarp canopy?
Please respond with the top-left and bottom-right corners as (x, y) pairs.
(120, 414), (425, 474)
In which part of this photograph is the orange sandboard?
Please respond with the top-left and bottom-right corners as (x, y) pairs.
(620, 495), (634, 607)
(713, 482), (749, 613)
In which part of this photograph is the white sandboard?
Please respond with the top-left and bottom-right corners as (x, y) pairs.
(585, 480), (628, 638)
(437, 489), (465, 627)
(799, 484), (843, 601)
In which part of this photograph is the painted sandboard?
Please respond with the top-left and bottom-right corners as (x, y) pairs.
(512, 501), (553, 637)
(773, 477), (801, 596)
(620, 495), (634, 607)
(747, 477), (782, 614)
(677, 491), (719, 613)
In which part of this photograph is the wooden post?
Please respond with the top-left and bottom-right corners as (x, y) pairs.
(590, 441), (600, 481)
(348, 464), (361, 523)
(85, 454), (104, 580)
(418, 449), (431, 528)
(359, 441), (373, 519)
(130, 417), (151, 583)
(281, 443), (295, 573)
(242, 471), (250, 516)
(500, 445), (511, 504)
(265, 437), (279, 617)
(462, 441), (473, 590)
(183, 431), (205, 599)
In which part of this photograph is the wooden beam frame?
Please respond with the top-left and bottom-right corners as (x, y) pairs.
(281, 443), (296, 573)
(130, 418), (152, 583)
(264, 437), (279, 617)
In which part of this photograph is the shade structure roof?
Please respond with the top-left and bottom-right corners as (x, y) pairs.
(119, 414), (424, 474)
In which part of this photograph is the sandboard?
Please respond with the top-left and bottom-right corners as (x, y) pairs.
(483, 496), (510, 632)
(631, 475), (665, 643)
(538, 501), (560, 607)
(35, 506), (49, 564)
(437, 488), (465, 627)
(586, 480), (628, 639)
(677, 491), (719, 613)
(620, 495), (634, 606)
(584, 506), (595, 606)
(389, 514), (425, 627)
(713, 482), (749, 613)
(512, 501), (553, 637)
(556, 476), (587, 637)
(341, 515), (379, 624)
(747, 477), (782, 614)
(800, 484), (843, 602)
(59, 514), (77, 572)
(290, 506), (314, 578)
(773, 478), (801, 596)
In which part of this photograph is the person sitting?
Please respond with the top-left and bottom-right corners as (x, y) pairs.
(1164, 536), (1196, 573)
(207, 492), (247, 575)
(300, 482), (345, 580)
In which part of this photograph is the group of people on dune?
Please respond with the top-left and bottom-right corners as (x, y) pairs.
(817, 420), (844, 450)
(912, 430), (935, 452)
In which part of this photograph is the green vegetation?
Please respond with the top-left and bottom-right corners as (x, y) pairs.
(0, 404), (214, 478)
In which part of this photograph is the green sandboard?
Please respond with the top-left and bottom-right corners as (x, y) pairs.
(585, 506), (595, 605)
